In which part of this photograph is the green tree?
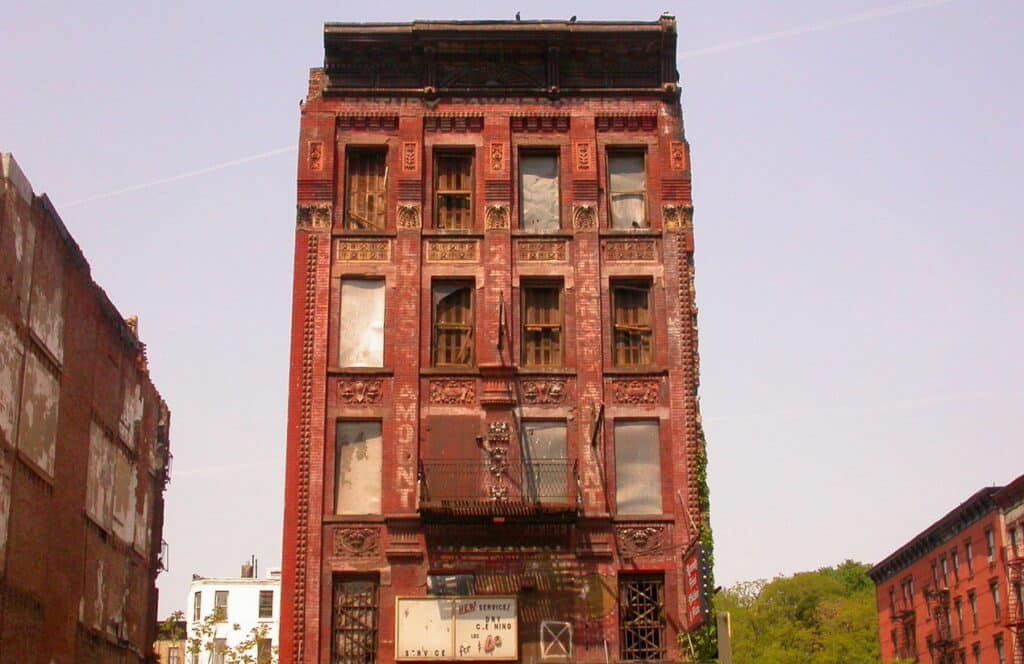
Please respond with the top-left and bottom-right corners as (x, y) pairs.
(186, 609), (277, 664)
(713, 560), (880, 664)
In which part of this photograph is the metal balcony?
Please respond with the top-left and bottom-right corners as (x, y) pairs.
(418, 458), (580, 519)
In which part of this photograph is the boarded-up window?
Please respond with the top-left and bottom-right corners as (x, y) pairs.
(335, 421), (382, 514)
(432, 283), (474, 367)
(0, 314), (25, 446)
(332, 577), (379, 663)
(608, 152), (647, 229)
(435, 153), (473, 229)
(614, 421), (662, 514)
(339, 279), (385, 367)
(522, 284), (562, 367)
(520, 153), (559, 230)
(18, 352), (59, 477)
(619, 575), (665, 660)
(346, 150), (387, 230)
(612, 283), (653, 367)
(523, 421), (568, 503)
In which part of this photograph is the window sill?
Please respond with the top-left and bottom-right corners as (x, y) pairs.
(323, 514), (386, 523)
(421, 366), (480, 375)
(332, 229), (397, 238)
(327, 367), (394, 376)
(612, 514), (675, 522)
(511, 231), (575, 239)
(421, 229), (484, 238)
(604, 367), (668, 376)
(600, 229), (661, 237)
(516, 367), (577, 376)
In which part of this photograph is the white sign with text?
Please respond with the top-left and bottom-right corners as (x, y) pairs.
(395, 596), (518, 661)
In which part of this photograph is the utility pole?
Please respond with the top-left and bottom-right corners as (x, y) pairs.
(717, 612), (734, 664)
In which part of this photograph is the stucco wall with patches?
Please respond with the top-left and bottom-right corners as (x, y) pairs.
(0, 153), (171, 663)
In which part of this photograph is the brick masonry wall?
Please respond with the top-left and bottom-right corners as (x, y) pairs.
(282, 68), (701, 663)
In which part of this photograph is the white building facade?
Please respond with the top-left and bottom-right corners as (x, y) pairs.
(185, 569), (281, 664)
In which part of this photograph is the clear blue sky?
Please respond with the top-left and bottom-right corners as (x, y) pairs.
(2, 0), (1022, 617)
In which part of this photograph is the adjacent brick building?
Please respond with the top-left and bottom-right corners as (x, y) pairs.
(869, 474), (1024, 664)
(0, 154), (171, 663)
(280, 18), (710, 663)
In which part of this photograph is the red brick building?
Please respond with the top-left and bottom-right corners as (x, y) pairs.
(0, 154), (171, 663)
(280, 18), (710, 663)
(869, 474), (1024, 664)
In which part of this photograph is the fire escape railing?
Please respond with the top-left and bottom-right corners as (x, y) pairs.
(418, 458), (580, 516)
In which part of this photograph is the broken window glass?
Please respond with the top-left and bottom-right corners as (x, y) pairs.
(335, 421), (382, 514)
(523, 420), (568, 503)
(614, 420), (662, 514)
(520, 153), (560, 230)
(339, 279), (385, 367)
(608, 152), (647, 229)
(432, 283), (474, 366)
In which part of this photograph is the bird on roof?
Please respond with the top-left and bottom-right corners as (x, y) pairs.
(515, 11), (521, 20)
(570, 15), (577, 22)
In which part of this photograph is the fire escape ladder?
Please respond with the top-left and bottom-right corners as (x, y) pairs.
(925, 584), (958, 662)
(892, 595), (917, 661)
(1006, 547), (1024, 664)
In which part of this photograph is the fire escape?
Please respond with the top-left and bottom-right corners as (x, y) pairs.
(924, 585), (958, 664)
(1006, 545), (1024, 664)
(892, 594), (917, 661)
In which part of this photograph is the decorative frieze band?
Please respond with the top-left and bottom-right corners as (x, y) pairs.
(337, 378), (384, 405)
(616, 524), (668, 557)
(610, 379), (660, 405)
(511, 114), (570, 132)
(428, 379), (477, 405)
(520, 379), (567, 405)
(426, 240), (478, 262)
(517, 239), (567, 262)
(424, 114), (484, 132)
(604, 239), (657, 261)
(337, 114), (399, 131)
(335, 239), (390, 262)
(334, 526), (382, 558)
(595, 113), (657, 132)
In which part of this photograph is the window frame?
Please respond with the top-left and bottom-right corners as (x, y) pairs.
(431, 280), (475, 367)
(331, 576), (380, 663)
(344, 148), (388, 231)
(213, 590), (228, 621)
(258, 589), (274, 619)
(606, 149), (649, 229)
(618, 574), (666, 661)
(521, 281), (564, 368)
(611, 280), (654, 368)
(518, 149), (561, 231)
(333, 420), (384, 516)
(338, 277), (386, 368)
(613, 419), (663, 516)
(193, 590), (202, 622)
(434, 150), (474, 230)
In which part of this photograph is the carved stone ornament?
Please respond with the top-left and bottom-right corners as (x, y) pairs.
(517, 240), (566, 262)
(574, 141), (593, 171)
(490, 142), (505, 172)
(426, 240), (477, 262)
(334, 527), (382, 558)
(429, 379), (476, 405)
(605, 240), (656, 262)
(308, 141), (324, 171)
(402, 141), (419, 172)
(485, 204), (510, 230)
(573, 204), (597, 230)
(616, 525), (666, 557)
(296, 204), (332, 230)
(337, 379), (383, 405)
(335, 239), (389, 262)
(485, 421), (512, 501)
(611, 379), (660, 405)
(663, 205), (694, 233)
(520, 379), (567, 405)
(397, 204), (422, 230)
(670, 141), (687, 171)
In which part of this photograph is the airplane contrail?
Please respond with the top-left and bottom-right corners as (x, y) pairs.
(679, 0), (957, 60)
(64, 145), (295, 207)
(64, 0), (959, 207)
